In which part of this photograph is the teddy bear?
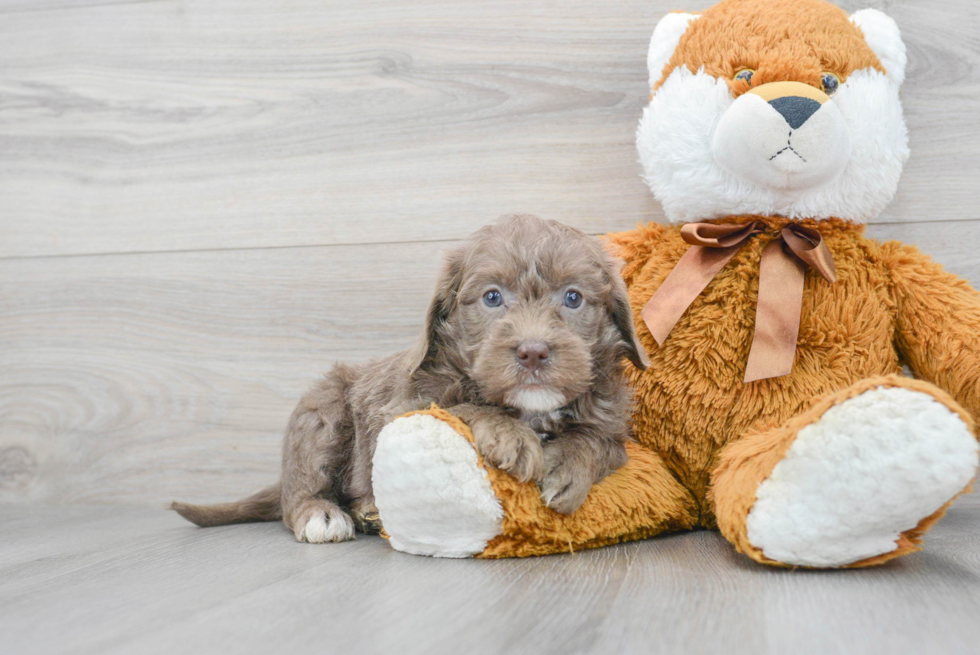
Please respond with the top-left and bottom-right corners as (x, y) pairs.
(370, 0), (980, 568)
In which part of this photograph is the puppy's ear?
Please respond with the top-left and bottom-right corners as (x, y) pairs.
(604, 255), (651, 371)
(406, 245), (466, 375)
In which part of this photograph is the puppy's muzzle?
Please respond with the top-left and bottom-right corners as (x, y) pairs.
(516, 340), (550, 373)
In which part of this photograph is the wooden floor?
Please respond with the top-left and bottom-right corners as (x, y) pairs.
(3, 499), (980, 655)
(3, 0), (980, 652)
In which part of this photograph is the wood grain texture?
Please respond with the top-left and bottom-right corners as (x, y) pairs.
(0, 240), (452, 504)
(0, 0), (158, 15)
(2, 501), (980, 655)
(0, 0), (977, 259)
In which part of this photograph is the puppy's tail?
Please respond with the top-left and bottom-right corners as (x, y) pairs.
(170, 484), (282, 527)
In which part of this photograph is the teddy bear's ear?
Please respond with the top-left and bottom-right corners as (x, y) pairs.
(850, 9), (907, 86)
(647, 12), (700, 89)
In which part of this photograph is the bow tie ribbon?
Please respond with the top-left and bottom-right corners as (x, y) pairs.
(640, 221), (837, 383)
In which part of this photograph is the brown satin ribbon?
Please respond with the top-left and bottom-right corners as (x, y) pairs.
(640, 221), (837, 383)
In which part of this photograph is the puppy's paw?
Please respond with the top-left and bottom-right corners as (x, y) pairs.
(350, 500), (384, 535)
(295, 508), (355, 544)
(538, 459), (591, 515)
(473, 418), (543, 483)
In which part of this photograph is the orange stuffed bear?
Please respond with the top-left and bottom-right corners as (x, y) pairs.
(372, 0), (980, 567)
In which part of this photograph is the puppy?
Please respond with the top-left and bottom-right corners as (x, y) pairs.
(172, 214), (649, 542)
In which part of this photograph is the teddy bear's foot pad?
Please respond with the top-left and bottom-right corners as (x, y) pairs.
(746, 386), (979, 567)
(373, 413), (504, 557)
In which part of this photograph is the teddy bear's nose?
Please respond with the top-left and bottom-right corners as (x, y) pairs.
(769, 96), (822, 130)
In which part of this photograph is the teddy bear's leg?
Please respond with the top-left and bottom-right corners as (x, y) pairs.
(373, 406), (698, 558)
(712, 375), (979, 568)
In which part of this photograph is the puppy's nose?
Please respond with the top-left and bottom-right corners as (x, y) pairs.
(516, 341), (550, 370)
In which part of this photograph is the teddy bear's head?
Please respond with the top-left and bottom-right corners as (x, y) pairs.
(638, 0), (909, 223)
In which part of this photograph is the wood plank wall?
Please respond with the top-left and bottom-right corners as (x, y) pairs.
(1, 0), (978, 505)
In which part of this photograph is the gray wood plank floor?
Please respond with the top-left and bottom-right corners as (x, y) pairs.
(3, 499), (980, 655)
(0, 0), (978, 259)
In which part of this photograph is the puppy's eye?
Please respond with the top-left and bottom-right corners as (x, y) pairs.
(483, 289), (503, 307)
(733, 69), (754, 84)
(822, 72), (840, 96)
(563, 290), (583, 309)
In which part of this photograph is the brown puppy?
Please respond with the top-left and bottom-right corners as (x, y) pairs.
(172, 214), (649, 543)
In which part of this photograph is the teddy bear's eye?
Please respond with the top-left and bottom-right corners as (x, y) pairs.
(733, 69), (755, 84)
(822, 72), (841, 96)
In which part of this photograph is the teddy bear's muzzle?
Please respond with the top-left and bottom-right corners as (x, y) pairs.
(711, 80), (852, 193)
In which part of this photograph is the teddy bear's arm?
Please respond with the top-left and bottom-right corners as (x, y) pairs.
(881, 240), (980, 421)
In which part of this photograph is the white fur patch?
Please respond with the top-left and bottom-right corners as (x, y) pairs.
(637, 66), (908, 224)
(504, 386), (565, 413)
(303, 514), (330, 542)
(647, 12), (700, 88)
(303, 511), (355, 543)
(712, 92), (851, 192)
(746, 387), (979, 567)
(851, 9), (907, 86)
(373, 413), (503, 558)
